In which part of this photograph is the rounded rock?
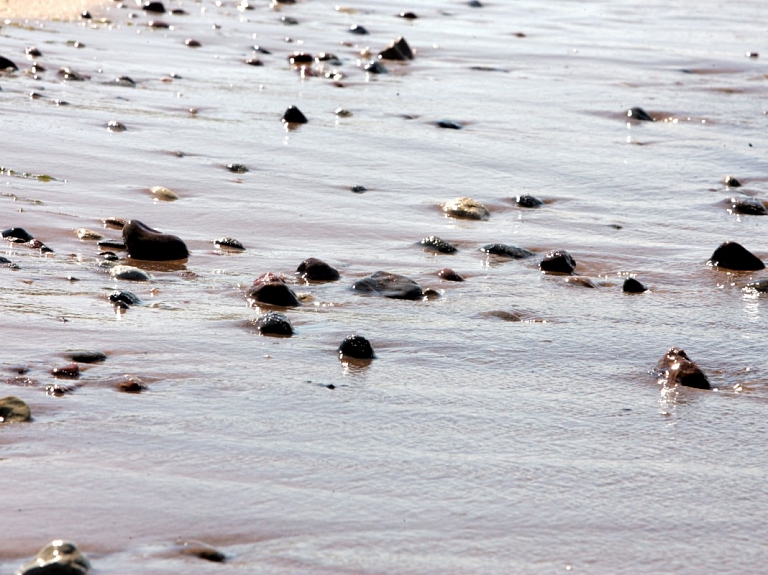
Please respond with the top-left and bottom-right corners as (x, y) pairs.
(143, 1), (166, 13)
(708, 241), (764, 271)
(66, 351), (107, 363)
(352, 271), (423, 300)
(0, 396), (31, 423)
(724, 175), (742, 187)
(442, 197), (489, 220)
(123, 220), (189, 261)
(109, 290), (142, 306)
(729, 197), (767, 216)
(297, 258), (340, 282)
(364, 60), (388, 74)
(150, 186), (179, 201)
(17, 540), (90, 575)
(226, 163), (249, 173)
(420, 236), (457, 254)
(338, 335), (375, 359)
(627, 107), (654, 121)
(622, 277), (648, 293)
(437, 268), (464, 281)
(656, 347), (711, 390)
(515, 194), (544, 208)
(213, 237), (245, 251)
(282, 105), (308, 124)
(110, 265), (151, 282)
(254, 311), (294, 336)
(51, 364), (80, 379)
(349, 24), (369, 35)
(3, 228), (35, 243)
(539, 250), (576, 274)
(481, 244), (534, 258)
(246, 273), (301, 307)
(0, 56), (18, 71)
(436, 119), (463, 129)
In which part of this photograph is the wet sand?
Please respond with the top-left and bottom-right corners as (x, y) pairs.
(0, 0), (107, 20)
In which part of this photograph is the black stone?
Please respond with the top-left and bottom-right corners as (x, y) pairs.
(297, 258), (340, 282)
(744, 279), (768, 293)
(708, 241), (764, 271)
(246, 273), (301, 307)
(58, 67), (86, 81)
(438, 268), (464, 281)
(338, 335), (375, 359)
(539, 250), (576, 273)
(107, 120), (127, 132)
(282, 105), (308, 124)
(122, 220), (189, 261)
(350, 185), (367, 193)
(364, 61), (388, 74)
(226, 163), (249, 173)
(2, 228), (34, 242)
(436, 119), (462, 129)
(468, 0), (483, 6)
(352, 271), (423, 300)
(656, 347), (711, 390)
(281, 16), (299, 25)
(81, 10), (92, 19)
(112, 76), (136, 87)
(481, 244), (534, 258)
(627, 107), (654, 121)
(622, 278), (648, 293)
(0, 56), (18, 71)
(185, 39), (202, 48)
(143, 1), (166, 13)
(66, 350), (107, 363)
(515, 194), (544, 208)
(255, 311), (294, 336)
(252, 45), (272, 54)
(97, 239), (126, 250)
(729, 197), (767, 216)
(398, 11), (418, 19)
(724, 175), (741, 187)
(25, 46), (42, 57)
(349, 24), (369, 35)
(213, 237), (245, 250)
(379, 37), (413, 61)
(109, 290), (142, 306)
(100, 251), (119, 261)
(420, 236), (457, 254)
(245, 58), (263, 66)
(289, 52), (313, 64)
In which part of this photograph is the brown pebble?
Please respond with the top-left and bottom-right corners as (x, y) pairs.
(437, 268), (464, 282)
(51, 364), (80, 379)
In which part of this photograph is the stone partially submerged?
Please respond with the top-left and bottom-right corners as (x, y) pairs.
(352, 271), (423, 300)
(16, 540), (90, 575)
(655, 347), (711, 390)
(123, 220), (189, 261)
(708, 241), (764, 271)
(442, 197), (489, 220)
(0, 396), (31, 422)
(246, 273), (301, 307)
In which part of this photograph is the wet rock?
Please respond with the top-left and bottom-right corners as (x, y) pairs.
(281, 16), (299, 25)
(442, 197), (489, 220)
(66, 351), (107, 363)
(58, 67), (86, 81)
(107, 121), (127, 132)
(116, 377), (147, 393)
(728, 197), (767, 216)
(539, 250), (576, 274)
(744, 279), (768, 293)
(102, 217), (127, 230)
(0, 56), (18, 71)
(622, 277), (648, 293)
(184, 39), (202, 48)
(26, 239), (53, 253)
(481, 310), (522, 322)
(436, 119), (463, 129)
(468, 0), (483, 6)
(481, 244), (534, 258)
(349, 24), (369, 35)
(0, 255), (18, 269)
(655, 347), (711, 390)
(179, 541), (226, 563)
(76, 228), (103, 240)
(420, 236), (457, 254)
(111, 76), (136, 87)
(245, 57), (263, 66)
(336, 108), (353, 117)
(254, 311), (294, 336)
(17, 540), (90, 575)
(143, 1), (165, 13)
(297, 257), (340, 282)
(515, 194), (544, 208)
(123, 220), (189, 261)
(0, 396), (31, 423)
(51, 364), (79, 379)
(289, 53), (313, 66)
(438, 268), (464, 281)
(97, 239), (126, 250)
(398, 11), (418, 19)
(282, 105), (308, 124)
(564, 276), (597, 288)
(246, 273), (301, 307)
(724, 175), (741, 187)
(47, 383), (77, 397)
(171, 8), (188, 15)
(110, 265), (151, 281)
(252, 45), (272, 54)
(26, 46), (42, 57)
(352, 271), (423, 300)
(379, 37), (413, 60)
(364, 60), (388, 74)
(100, 251), (119, 262)
(350, 184), (367, 193)
(150, 186), (179, 201)
(338, 335), (375, 359)
(226, 163), (249, 173)
(109, 290), (141, 306)
(2, 227), (34, 242)
(627, 107), (654, 121)
(317, 52), (342, 64)
(213, 237), (245, 251)
(708, 241), (764, 271)
(147, 20), (171, 28)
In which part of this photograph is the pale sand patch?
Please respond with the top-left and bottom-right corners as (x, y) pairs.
(0, 0), (110, 20)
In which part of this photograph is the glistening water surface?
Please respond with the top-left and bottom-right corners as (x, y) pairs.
(1, 0), (767, 573)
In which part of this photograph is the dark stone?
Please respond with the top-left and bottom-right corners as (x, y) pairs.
(245, 58), (263, 66)
(81, 11), (92, 19)
(708, 241), (764, 271)
(481, 244), (534, 259)
(350, 185), (367, 193)
(27, 239), (53, 253)
(97, 239), (126, 250)
(171, 9), (187, 15)
(481, 310), (522, 322)
(729, 197), (767, 216)
(0, 255), (16, 267)
(17, 540), (90, 575)
(26, 46), (42, 57)
(58, 67), (86, 81)
(379, 37), (413, 61)
(123, 220), (189, 261)
(226, 163), (249, 173)
(213, 237), (245, 250)
(102, 217), (127, 229)
(398, 11), (418, 19)
(724, 175), (741, 187)
(51, 364), (80, 379)
(352, 271), (423, 300)
(117, 378), (147, 393)
(349, 24), (369, 35)
(564, 276), (597, 288)
(364, 60), (388, 74)
(0, 56), (18, 71)
(289, 52), (313, 64)
(185, 39), (202, 48)
(109, 290), (141, 306)
(246, 273), (301, 307)
(436, 119), (463, 129)
(338, 335), (375, 359)
(468, 0), (483, 6)
(100, 251), (119, 262)
(656, 347), (711, 390)
(143, 1), (166, 13)
(297, 258), (340, 282)
(147, 20), (170, 28)
(744, 279), (768, 293)
(179, 541), (226, 563)
(66, 351), (107, 363)
(437, 268), (464, 281)
(539, 250), (576, 274)
(252, 45), (272, 54)
(0, 396), (31, 423)
(112, 76), (136, 87)
(107, 121), (127, 132)
(281, 16), (299, 25)
(255, 311), (294, 336)
(282, 105), (308, 124)
(2, 227), (34, 242)
(515, 194), (544, 208)
(420, 236), (457, 254)
(627, 107), (654, 121)
(622, 278), (648, 293)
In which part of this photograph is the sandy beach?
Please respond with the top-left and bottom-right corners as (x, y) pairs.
(0, 0), (107, 20)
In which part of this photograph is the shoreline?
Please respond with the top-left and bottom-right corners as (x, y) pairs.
(0, 0), (108, 20)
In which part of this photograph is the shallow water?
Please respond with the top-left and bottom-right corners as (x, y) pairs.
(1, 1), (768, 573)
